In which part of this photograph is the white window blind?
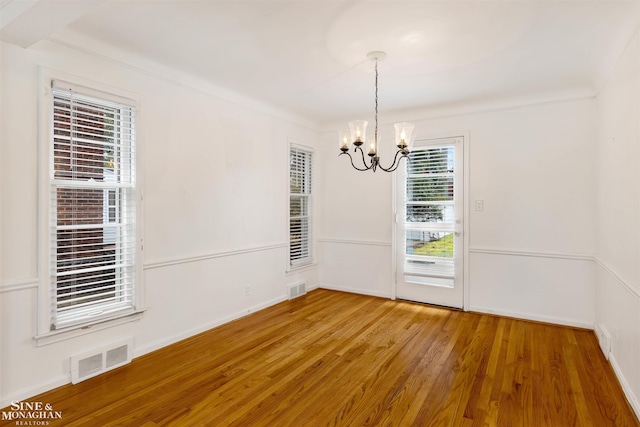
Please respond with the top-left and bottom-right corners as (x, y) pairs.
(50, 83), (136, 329)
(404, 146), (456, 282)
(289, 147), (313, 266)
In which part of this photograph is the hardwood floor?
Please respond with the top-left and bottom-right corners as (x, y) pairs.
(4, 289), (638, 426)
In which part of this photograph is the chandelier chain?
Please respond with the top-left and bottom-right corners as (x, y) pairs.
(374, 59), (378, 147)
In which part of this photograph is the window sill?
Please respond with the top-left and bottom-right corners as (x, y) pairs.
(34, 310), (145, 347)
(287, 262), (317, 274)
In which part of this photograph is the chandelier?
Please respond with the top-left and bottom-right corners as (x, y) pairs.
(339, 51), (415, 172)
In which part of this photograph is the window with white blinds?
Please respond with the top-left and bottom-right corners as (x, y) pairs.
(50, 82), (137, 329)
(404, 146), (456, 284)
(289, 146), (313, 266)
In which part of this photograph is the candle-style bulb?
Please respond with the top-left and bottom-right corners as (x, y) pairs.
(338, 129), (351, 152)
(394, 122), (415, 149)
(348, 120), (367, 146)
(367, 136), (377, 157)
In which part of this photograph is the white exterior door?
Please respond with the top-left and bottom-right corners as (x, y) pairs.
(395, 137), (464, 308)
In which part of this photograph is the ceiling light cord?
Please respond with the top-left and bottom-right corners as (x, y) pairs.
(374, 59), (378, 148)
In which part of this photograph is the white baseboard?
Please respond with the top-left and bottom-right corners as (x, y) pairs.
(0, 375), (68, 409)
(306, 283), (320, 292)
(609, 352), (640, 420)
(469, 305), (594, 329)
(137, 288), (325, 360)
(318, 284), (390, 299)
(134, 294), (288, 358)
(0, 295), (288, 408)
(595, 259), (640, 421)
(317, 287), (593, 329)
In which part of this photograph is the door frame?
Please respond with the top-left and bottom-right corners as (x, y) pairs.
(391, 130), (470, 311)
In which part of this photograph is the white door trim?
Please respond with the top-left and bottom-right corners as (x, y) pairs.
(391, 130), (470, 310)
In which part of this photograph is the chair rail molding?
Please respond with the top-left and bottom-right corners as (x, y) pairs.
(469, 247), (594, 261)
(144, 243), (287, 270)
(0, 277), (39, 293)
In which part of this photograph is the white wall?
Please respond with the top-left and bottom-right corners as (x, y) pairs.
(319, 98), (596, 327)
(0, 39), (320, 406)
(594, 26), (640, 417)
(2, 23), (637, 415)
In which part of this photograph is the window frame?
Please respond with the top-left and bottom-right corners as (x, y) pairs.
(288, 143), (314, 269)
(103, 170), (117, 244)
(37, 71), (144, 342)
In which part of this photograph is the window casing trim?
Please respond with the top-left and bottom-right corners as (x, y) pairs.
(37, 69), (145, 339)
(34, 310), (145, 347)
(287, 142), (314, 270)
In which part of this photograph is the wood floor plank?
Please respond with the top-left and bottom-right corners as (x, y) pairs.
(573, 329), (638, 426)
(2, 289), (638, 427)
(288, 302), (420, 425)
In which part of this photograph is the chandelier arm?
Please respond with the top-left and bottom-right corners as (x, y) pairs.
(355, 145), (374, 170)
(391, 155), (411, 172)
(338, 51), (415, 173)
(377, 149), (406, 172)
(382, 155), (409, 173)
(339, 152), (372, 172)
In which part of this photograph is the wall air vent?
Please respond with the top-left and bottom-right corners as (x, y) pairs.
(288, 282), (307, 300)
(70, 338), (134, 384)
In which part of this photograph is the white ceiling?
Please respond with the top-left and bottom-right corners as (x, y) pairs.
(2, 0), (639, 124)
